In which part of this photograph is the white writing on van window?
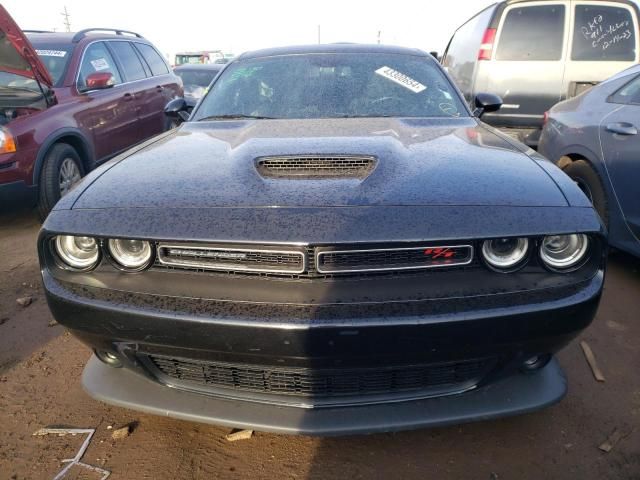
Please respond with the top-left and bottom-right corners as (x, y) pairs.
(581, 14), (632, 50)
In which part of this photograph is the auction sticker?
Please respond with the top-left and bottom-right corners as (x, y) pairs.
(375, 66), (426, 93)
(36, 49), (67, 57)
(90, 58), (110, 71)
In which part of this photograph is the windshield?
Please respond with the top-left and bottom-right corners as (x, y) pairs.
(30, 42), (73, 86)
(175, 68), (220, 90)
(193, 53), (467, 120)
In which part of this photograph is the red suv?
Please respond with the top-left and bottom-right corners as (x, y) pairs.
(0, 6), (182, 218)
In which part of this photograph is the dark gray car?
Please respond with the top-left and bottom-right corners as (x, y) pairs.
(539, 64), (640, 257)
(173, 63), (223, 109)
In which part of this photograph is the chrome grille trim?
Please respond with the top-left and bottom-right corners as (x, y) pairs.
(256, 155), (377, 178)
(316, 245), (474, 274)
(157, 243), (306, 274)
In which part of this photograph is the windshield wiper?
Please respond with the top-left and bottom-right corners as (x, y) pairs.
(197, 114), (276, 121)
(338, 114), (393, 118)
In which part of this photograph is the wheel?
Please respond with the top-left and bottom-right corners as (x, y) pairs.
(563, 159), (608, 226)
(37, 143), (84, 221)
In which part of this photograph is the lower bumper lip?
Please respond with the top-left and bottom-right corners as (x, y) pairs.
(82, 354), (567, 436)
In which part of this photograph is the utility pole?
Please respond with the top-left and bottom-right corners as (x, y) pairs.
(377, 30), (381, 44)
(317, 25), (321, 44)
(61, 6), (71, 32)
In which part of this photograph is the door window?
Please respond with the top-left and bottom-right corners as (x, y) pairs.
(611, 74), (640, 104)
(109, 41), (147, 81)
(77, 42), (122, 89)
(134, 43), (169, 76)
(572, 5), (636, 61)
(496, 4), (565, 61)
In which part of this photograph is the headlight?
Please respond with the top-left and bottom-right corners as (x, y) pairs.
(0, 127), (16, 154)
(107, 238), (153, 270)
(481, 237), (529, 270)
(54, 235), (100, 270)
(540, 234), (589, 270)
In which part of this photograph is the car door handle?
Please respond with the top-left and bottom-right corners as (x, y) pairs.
(606, 122), (637, 136)
(123, 93), (134, 102)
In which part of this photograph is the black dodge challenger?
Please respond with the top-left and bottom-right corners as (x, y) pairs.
(39, 44), (605, 435)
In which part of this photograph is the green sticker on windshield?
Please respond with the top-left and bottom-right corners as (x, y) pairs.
(230, 66), (263, 81)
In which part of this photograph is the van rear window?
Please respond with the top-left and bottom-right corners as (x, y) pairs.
(572, 5), (636, 61)
(495, 5), (565, 61)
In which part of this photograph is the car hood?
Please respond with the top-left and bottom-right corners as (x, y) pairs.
(72, 117), (569, 209)
(0, 5), (53, 88)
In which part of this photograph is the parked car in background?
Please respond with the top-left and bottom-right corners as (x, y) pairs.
(173, 63), (223, 109)
(40, 44), (605, 435)
(539, 64), (640, 257)
(174, 50), (225, 66)
(442, 0), (640, 147)
(0, 5), (183, 219)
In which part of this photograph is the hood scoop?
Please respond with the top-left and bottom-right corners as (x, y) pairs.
(256, 155), (377, 179)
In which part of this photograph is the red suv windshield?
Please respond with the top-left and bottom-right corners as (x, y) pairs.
(28, 40), (74, 86)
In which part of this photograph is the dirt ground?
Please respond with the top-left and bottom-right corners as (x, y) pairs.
(0, 210), (638, 480)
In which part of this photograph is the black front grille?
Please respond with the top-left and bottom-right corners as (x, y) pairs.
(147, 354), (493, 400)
(153, 243), (476, 278)
(157, 244), (305, 274)
(317, 245), (473, 273)
(256, 155), (376, 178)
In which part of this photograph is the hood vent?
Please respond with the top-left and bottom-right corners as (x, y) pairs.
(256, 155), (376, 179)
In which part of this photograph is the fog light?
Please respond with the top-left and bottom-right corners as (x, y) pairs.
(521, 354), (551, 372)
(95, 350), (123, 368)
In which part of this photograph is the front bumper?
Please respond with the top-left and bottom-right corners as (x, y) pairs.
(83, 354), (567, 436)
(43, 264), (602, 433)
(0, 180), (37, 211)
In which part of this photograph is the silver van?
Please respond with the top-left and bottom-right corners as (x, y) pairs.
(442, 0), (640, 147)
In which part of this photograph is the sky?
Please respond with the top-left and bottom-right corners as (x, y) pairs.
(3, 0), (496, 61)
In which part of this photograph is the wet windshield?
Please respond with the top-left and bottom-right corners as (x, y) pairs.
(175, 68), (221, 96)
(193, 53), (467, 120)
(30, 41), (73, 86)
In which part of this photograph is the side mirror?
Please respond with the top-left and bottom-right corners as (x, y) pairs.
(474, 93), (502, 117)
(83, 72), (115, 91)
(164, 97), (190, 123)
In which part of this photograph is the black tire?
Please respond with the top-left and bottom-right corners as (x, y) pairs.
(37, 143), (84, 222)
(563, 159), (609, 226)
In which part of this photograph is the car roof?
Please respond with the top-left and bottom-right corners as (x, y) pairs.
(26, 30), (149, 45)
(602, 63), (640, 84)
(237, 43), (429, 61)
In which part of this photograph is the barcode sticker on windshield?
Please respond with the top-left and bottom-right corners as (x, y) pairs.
(36, 49), (67, 57)
(375, 66), (426, 93)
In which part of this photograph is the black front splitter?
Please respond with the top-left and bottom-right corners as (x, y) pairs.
(82, 355), (567, 436)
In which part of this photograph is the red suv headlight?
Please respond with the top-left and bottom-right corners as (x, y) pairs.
(0, 127), (16, 154)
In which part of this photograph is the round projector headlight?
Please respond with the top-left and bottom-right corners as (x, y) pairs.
(108, 238), (153, 270)
(481, 237), (529, 270)
(55, 235), (100, 270)
(540, 234), (589, 270)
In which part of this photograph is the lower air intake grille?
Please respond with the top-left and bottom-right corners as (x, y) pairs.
(146, 354), (493, 399)
(256, 155), (376, 178)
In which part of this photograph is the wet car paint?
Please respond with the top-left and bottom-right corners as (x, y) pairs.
(39, 44), (606, 434)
